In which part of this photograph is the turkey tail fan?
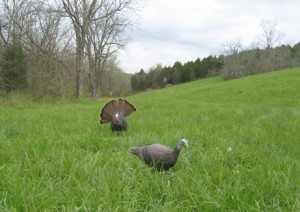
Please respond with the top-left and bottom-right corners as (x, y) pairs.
(117, 99), (136, 117)
(99, 100), (117, 124)
(100, 98), (136, 124)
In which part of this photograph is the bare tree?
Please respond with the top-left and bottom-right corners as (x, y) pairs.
(97, 55), (132, 96)
(0, 0), (29, 44)
(61, 0), (106, 98)
(0, 0), (75, 97)
(221, 40), (244, 79)
(222, 40), (243, 56)
(61, 0), (91, 97)
(86, 0), (134, 98)
(20, 1), (73, 97)
(61, 0), (137, 98)
(0, 0), (138, 98)
(259, 18), (282, 49)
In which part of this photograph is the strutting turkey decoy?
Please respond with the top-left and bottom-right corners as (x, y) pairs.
(100, 98), (136, 132)
(130, 138), (188, 171)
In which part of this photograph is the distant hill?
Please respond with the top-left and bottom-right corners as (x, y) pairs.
(130, 67), (300, 108)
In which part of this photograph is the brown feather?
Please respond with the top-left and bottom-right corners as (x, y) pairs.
(100, 98), (136, 124)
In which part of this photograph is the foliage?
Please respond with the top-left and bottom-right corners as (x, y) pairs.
(1, 68), (300, 210)
(0, 0), (299, 99)
(131, 69), (147, 91)
(0, 0), (136, 99)
(131, 56), (222, 91)
(221, 44), (299, 80)
(130, 42), (300, 92)
(99, 67), (133, 97)
(0, 43), (27, 92)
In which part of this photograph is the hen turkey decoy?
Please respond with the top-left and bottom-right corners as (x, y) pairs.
(100, 98), (136, 132)
(130, 138), (188, 171)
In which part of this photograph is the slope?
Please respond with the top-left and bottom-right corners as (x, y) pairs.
(0, 67), (299, 211)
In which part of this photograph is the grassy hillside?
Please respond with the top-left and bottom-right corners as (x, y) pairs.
(1, 68), (300, 211)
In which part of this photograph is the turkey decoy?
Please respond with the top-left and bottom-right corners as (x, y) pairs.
(100, 98), (136, 132)
(130, 138), (188, 171)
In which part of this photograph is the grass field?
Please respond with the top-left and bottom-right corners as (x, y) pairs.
(1, 68), (300, 211)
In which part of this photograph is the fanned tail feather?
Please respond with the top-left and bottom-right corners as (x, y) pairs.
(100, 98), (136, 124)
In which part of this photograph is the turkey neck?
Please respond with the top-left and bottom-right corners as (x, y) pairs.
(131, 146), (145, 161)
(172, 148), (181, 160)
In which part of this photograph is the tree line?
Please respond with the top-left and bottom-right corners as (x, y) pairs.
(0, 0), (137, 99)
(1, 9), (300, 99)
(222, 42), (300, 80)
(131, 42), (300, 91)
(131, 19), (300, 91)
(131, 56), (223, 91)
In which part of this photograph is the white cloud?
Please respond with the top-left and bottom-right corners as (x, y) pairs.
(119, 0), (300, 73)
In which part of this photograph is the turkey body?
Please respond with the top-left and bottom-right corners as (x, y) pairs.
(111, 114), (128, 131)
(131, 139), (188, 171)
(100, 99), (136, 132)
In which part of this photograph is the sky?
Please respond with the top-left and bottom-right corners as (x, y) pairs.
(117, 0), (300, 74)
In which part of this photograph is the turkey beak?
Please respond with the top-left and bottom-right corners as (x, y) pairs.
(183, 143), (188, 148)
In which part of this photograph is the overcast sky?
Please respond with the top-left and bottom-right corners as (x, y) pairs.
(117, 0), (300, 74)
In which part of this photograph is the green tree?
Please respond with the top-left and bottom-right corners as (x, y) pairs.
(160, 66), (172, 86)
(181, 64), (194, 82)
(171, 61), (182, 84)
(0, 43), (27, 92)
(131, 69), (147, 91)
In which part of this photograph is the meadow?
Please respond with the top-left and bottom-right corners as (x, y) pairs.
(1, 68), (300, 211)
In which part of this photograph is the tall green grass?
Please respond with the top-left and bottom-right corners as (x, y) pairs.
(1, 68), (300, 211)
